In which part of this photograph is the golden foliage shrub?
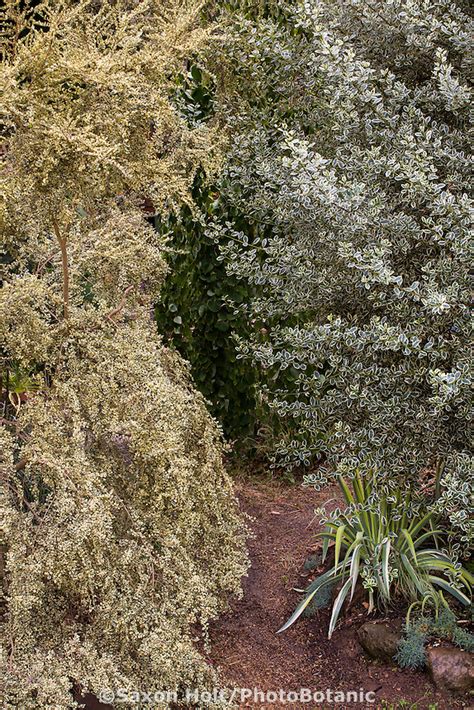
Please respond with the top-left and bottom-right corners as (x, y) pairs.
(0, 2), (247, 706)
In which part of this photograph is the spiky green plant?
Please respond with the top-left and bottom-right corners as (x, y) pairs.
(279, 473), (473, 638)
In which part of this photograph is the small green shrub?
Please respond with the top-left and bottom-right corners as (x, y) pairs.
(0, 365), (42, 412)
(302, 581), (333, 617)
(396, 608), (474, 670)
(280, 473), (473, 638)
(153, 58), (259, 441)
(395, 629), (427, 670)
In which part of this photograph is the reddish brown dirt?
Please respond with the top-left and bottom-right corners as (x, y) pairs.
(207, 479), (470, 710)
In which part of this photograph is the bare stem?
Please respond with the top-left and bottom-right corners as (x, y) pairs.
(52, 217), (69, 319)
(107, 285), (135, 322)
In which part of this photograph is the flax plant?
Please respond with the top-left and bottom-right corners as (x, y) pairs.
(280, 473), (472, 638)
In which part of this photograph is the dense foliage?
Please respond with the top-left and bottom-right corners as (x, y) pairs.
(0, 2), (248, 707)
(1, 0), (472, 698)
(155, 169), (258, 439)
(215, 0), (473, 514)
(155, 1), (293, 441)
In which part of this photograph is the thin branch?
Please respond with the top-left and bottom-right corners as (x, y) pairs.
(14, 457), (28, 472)
(34, 252), (56, 276)
(106, 285), (135, 322)
(51, 216), (69, 319)
(0, 418), (17, 428)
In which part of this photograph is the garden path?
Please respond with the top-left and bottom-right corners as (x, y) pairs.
(208, 478), (467, 710)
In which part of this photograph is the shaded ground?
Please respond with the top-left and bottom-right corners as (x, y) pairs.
(207, 478), (470, 710)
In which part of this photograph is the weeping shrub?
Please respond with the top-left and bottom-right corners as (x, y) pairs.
(0, 2), (248, 707)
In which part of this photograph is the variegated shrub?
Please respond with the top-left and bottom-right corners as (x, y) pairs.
(1, 2), (247, 707)
(215, 0), (473, 549)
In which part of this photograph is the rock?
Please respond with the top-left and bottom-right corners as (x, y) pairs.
(357, 621), (401, 663)
(427, 646), (474, 694)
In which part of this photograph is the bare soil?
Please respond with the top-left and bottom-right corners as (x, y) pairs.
(207, 478), (471, 710)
